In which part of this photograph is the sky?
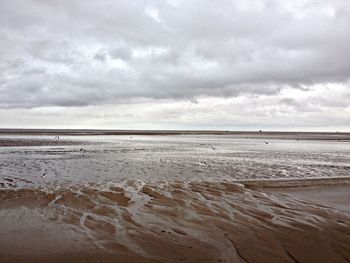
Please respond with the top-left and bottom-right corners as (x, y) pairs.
(0, 0), (350, 131)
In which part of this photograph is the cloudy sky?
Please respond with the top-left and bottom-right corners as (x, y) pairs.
(1, 0), (350, 131)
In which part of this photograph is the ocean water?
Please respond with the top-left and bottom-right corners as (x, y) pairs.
(1, 135), (349, 189)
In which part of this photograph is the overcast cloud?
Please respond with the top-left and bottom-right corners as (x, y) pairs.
(0, 0), (349, 130)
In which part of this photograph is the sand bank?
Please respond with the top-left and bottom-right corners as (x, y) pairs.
(0, 179), (349, 263)
(267, 184), (350, 212)
(240, 177), (350, 211)
(0, 135), (349, 262)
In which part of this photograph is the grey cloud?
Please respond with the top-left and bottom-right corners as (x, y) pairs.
(0, 0), (350, 110)
(109, 46), (132, 60)
(28, 40), (75, 64)
(93, 50), (107, 62)
(279, 98), (300, 107)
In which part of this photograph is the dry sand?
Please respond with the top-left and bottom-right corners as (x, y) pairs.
(0, 179), (349, 263)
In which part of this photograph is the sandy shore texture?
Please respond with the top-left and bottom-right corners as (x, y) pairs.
(0, 178), (349, 263)
(0, 133), (349, 262)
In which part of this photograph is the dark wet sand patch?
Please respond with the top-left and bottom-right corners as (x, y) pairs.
(0, 180), (349, 262)
(0, 138), (92, 147)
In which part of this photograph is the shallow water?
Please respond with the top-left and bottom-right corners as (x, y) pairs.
(1, 135), (349, 189)
(1, 135), (350, 262)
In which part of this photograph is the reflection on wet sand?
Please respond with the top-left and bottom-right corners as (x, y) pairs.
(1, 179), (349, 262)
(0, 134), (350, 262)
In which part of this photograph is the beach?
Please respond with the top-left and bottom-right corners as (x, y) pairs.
(0, 131), (349, 262)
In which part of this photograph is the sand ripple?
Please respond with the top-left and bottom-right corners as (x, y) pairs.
(1, 181), (349, 263)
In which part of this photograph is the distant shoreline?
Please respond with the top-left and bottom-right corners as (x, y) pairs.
(0, 128), (350, 141)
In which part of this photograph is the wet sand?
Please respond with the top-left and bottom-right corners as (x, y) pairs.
(0, 138), (91, 147)
(0, 135), (349, 262)
(0, 180), (349, 263)
(269, 184), (350, 212)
